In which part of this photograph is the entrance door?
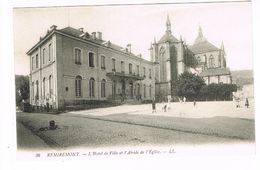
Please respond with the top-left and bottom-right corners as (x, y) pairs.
(112, 81), (116, 98)
(129, 83), (133, 98)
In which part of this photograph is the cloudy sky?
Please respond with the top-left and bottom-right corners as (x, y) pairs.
(13, 1), (252, 75)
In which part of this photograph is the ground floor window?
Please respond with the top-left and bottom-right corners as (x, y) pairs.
(75, 75), (82, 97)
(112, 81), (116, 98)
(101, 79), (106, 97)
(43, 77), (46, 99)
(149, 85), (152, 98)
(89, 77), (95, 97)
(144, 84), (146, 98)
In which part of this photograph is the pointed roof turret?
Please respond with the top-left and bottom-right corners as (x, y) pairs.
(166, 14), (171, 33)
(194, 25), (207, 44)
(158, 15), (179, 43)
(220, 41), (225, 53)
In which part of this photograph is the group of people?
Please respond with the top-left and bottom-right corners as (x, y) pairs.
(152, 96), (250, 113)
(236, 97), (250, 108)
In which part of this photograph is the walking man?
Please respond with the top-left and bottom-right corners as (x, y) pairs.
(245, 98), (249, 108)
(152, 98), (156, 113)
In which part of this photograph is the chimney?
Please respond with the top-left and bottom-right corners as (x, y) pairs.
(107, 41), (111, 47)
(79, 28), (84, 32)
(97, 32), (102, 40)
(50, 25), (57, 30)
(91, 32), (96, 39)
(127, 44), (131, 53)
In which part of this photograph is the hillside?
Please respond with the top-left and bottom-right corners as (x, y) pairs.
(231, 70), (254, 89)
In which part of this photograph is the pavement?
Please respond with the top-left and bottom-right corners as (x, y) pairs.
(16, 100), (255, 149)
(16, 122), (50, 150)
(68, 100), (254, 119)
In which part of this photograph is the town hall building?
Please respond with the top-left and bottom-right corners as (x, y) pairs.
(27, 25), (155, 110)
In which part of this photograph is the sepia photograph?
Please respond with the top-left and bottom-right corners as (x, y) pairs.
(13, 1), (255, 156)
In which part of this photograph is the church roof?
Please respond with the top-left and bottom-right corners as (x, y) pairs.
(189, 26), (220, 54)
(199, 67), (231, 77)
(158, 32), (179, 43)
(189, 41), (220, 54)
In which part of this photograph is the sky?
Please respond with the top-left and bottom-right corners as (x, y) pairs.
(13, 1), (253, 75)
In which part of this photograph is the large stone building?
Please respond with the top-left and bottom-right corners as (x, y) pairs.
(27, 16), (232, 109)
(150, 16), (232, 98)
(27, 25), (155, 110)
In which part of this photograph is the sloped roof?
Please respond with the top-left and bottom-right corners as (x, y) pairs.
(59, 27), (83, 37)
(189, 40), (219, 54)
(158, 32), (179, 43)
(58, 27), (150, 62)
(199, 67), (231, 77)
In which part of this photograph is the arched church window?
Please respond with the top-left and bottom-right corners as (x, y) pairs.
(197, 56), (201, 63)
(209, 55), (214, 68)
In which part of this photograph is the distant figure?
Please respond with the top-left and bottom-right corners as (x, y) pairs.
(120, 93), (124, 103)
(152, 98), (156, 113)
(193, 100), (196, 107)
(183, 97), (186, 104)
(236, 98), (240, 108)
(245, 98), (249, 108)
(163, 104), (167, 112)
(167, 99), (171, 110)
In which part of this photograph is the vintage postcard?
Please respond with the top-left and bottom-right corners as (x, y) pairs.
(12, 0), (255, 163)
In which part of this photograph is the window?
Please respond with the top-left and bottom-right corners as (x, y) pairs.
(143, 67), (146, 77)
(75, 48), (81, 65)
(129, 63), (132, 74)
(149, 69), (152, 79)
(112, 58), (116, 71)
(89, 52), (94, 67)
(36, 54), (39, 68)
(36, 80), (39, 100)
(49, 75), (52, 96)
(136, 65), (139, 75)
(101, 55), (105, 69)
(112, 81), (116, 98)
(197, 56), (201, 63)
(149, 85), (152, 98)
(32, 57), (34, 70)
(32, 82), (34, 100)
(43, 78), (46, 99)
(89, 78), (95, 97)
(143, 84), (146, 98)
(121, 61), (124, 73)
(101, 79), (106, 97)
(75, 76), (82, 97)
(43, 48), (46, 65)
(49, 43), (52, 61)
(209, 55), (214, 68)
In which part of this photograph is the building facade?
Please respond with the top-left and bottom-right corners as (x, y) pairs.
(27, 16), (232, 109)
(27, 25), (155, 110)
(149, 16), (232, 98)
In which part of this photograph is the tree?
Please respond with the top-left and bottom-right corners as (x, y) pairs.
(173, 72), (206, 101)
(200, 83), (237, 101)
(15, 75), (30, 106)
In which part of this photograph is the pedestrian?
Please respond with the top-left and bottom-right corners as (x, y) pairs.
(183, 96), (186, 104)
(162, 99), (167, 112)
(245, 98), (249, 108)
(163, 104), (167, 112)
(236, 98), (240, 108)
(152, 98), (156, 113)
(193, 100), (196, 107)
